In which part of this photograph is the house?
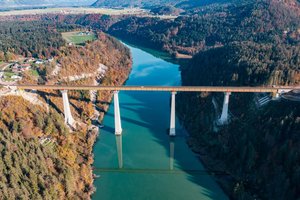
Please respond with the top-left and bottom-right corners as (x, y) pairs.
(11, 75), (22, 80)
(24, 58), (35, 63)
(11, 63), (21, 73)
(21, 64), (31, 71)
(39, 136), (55, 146)
(35, 60), (44, 65)
(11, 63), (31, 73)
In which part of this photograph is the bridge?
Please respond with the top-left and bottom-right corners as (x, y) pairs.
(1, 84), (299, 136)
(5, 84), (296, 93)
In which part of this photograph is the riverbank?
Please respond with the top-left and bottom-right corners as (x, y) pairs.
(61, 34), (133, 198)
(111, 36), (192, 65)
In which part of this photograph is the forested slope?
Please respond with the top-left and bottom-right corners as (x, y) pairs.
(176, 0), (300, 199)
(184, 42), (300, 87)
(0, 21), (82, 60)
(0, 21), (132, 199)
(108, 0), (300, 56)
(0, 96), (93, 199)
(177, 92), (300, 199)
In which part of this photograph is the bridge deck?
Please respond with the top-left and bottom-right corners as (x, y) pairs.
(3, 85), (298, 93)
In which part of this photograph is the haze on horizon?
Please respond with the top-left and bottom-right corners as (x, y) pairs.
(0, 0), (96, 8)
(0, 0), (195, 8)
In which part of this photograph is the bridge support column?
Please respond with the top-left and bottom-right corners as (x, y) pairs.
(219, 92), (231, 125)
(61, 90), (75, 126)
(169, 92), (176, 136)
(114, 91), (122, 135)
(272, 91), (280, 100)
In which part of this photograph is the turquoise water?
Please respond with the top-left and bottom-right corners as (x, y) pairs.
(92, 45), (228, 200)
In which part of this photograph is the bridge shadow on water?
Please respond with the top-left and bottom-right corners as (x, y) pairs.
(125, 91), (226, 200)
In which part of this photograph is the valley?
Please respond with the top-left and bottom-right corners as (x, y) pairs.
(0, 0), (299, 200)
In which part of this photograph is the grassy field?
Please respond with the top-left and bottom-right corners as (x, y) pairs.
(30, 69), (39, 77)
(3, 71), (16, 81)
(62, 31), (97, 45)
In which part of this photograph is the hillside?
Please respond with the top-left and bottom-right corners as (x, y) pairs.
(176, 0), (300, 199)
(0, 21), (68, 60)
(0, 21), (132, 199)
(0, 96), (91, 199)
(183, 41), (300, 86)
(177, 91), (300, 199)
(107, 0), (300, 55)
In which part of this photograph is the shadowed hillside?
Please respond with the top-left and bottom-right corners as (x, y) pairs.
(176, 0), (300, 199)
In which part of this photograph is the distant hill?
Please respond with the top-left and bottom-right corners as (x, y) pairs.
(91, 0), (250, 8)
(0, 0), (95, 8)
(91, 0), (184, 8)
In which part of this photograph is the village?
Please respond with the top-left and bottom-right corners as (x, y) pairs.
(0, 57), (54, 84)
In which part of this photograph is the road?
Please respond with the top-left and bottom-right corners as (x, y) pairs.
(2, 84), (299, 93)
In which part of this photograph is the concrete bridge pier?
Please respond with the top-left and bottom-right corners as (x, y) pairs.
(272, 92), (280, 100)
(219, 92), (231, 125)
(61, 90), (75, 126)
(114, 91), (122, 135)
(169, 92), (176, 136)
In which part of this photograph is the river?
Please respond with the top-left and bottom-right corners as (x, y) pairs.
(92, 44), (228, 200)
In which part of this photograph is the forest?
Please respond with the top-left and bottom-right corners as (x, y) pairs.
(183, 41), (300, 87)
(0, 96), (94, 199)
(0, 21), (66, 60)
(177, 91), (300, 200)
(107, 0), (300, 55)
(176, 0), (300, 199)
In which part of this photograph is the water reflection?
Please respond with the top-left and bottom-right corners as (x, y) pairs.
(115, 135), (175, 171)
(116, 135), (123, 168)
(169, 137), (175, 170)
